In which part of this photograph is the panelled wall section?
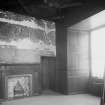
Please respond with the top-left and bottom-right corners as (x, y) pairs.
(67, 29), (90, 94)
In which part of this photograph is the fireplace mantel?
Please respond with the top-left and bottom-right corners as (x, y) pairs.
(0, 63), (41, 100)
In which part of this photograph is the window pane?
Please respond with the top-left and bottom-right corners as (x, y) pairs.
(91, 27), (105, 78)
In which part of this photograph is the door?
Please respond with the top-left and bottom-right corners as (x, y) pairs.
(41, 56), (56, 91)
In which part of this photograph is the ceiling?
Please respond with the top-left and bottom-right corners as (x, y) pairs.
(69, 10), (105, 31)
(0, 0), (104, 21)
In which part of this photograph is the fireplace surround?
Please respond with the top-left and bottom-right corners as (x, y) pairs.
(6, 74), (32, 99)
(0, 63), (41, 100)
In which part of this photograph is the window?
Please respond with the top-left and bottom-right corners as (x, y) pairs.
(91, 27), (105, 78)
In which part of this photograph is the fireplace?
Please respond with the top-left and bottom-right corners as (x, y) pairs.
(0, 64), (41, 99)
(5, 74), (32, 99)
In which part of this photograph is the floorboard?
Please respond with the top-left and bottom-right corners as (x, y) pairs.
(1, 90), (100, 105)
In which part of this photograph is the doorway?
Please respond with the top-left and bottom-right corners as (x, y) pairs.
(41, 56), (56, 91)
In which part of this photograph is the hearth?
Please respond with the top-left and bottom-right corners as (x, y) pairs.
(5, 74), (32, 99)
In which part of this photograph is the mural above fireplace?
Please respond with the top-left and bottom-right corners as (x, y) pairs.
(0, 10), (56, 63)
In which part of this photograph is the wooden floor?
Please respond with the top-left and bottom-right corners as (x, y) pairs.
(1, 90), (100, 105)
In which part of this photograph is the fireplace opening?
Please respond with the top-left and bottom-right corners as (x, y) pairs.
(14, 80), (24, 97)
(6, 74), (32, 99)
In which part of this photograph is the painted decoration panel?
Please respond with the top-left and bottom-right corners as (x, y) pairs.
(0, 11), (56, 63)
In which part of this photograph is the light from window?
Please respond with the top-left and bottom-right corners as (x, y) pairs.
(91, 27), (105, 78)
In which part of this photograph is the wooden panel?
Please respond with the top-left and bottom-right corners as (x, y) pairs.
(41, 56), (56, 91)
(33, 72), (41, 95)
(0, 71), (6, 99)
(56, 22), (68, 94)
(56, 22), (67, 70)
(56, 71), (67, 94)
(68, 76), (88, 94)
(67, 29), (90, 94)
(67, 30), (89, 71)
(41, 57), (49, 90)
(0, 71), (3, 99)
(48, 59), (56, 91)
